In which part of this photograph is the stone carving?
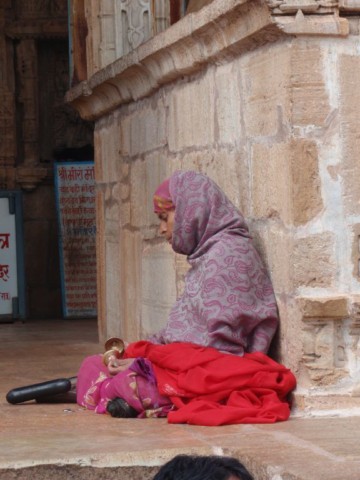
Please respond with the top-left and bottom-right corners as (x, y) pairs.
(118, 0), (152, 55)
(95, 0), (172, 68)
(302, 319), (346, 384)
(300, 297), (348, 385)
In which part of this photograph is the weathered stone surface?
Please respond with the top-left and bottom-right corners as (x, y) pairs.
(291, 139), (322, 226)
(251, 142), (291, 222)
(120, 98), (167, 156)
(141, 243), (177, 337)
(250, 222), (292, 294)
(215, 62), (242, 145)
(292, 232), (336, 288)
(120, 229), (142, 342)
(339, 54), (360, 217)
(275, 296), (303, 374)
(129, 157), (168, 229)
(105, 239), (122, 337)
(298, 296), (348, 319)
(168, 72), (215, 152)
(351, 224), (360, 280)
(95, 114), (120, 183)
(242, 44), (291, 138)
(291, 44), (331, 127)
(178, 149), (249, 213)
(96, 189), (107, 342)
(104, 182), (120, 222)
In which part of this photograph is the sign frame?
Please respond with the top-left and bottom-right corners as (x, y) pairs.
(0, 191), (26, 321)
(54, 160), (97, 318)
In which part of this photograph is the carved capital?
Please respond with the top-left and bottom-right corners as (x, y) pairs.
(16, 165), (48, 191)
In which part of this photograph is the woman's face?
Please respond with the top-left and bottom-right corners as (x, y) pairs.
(158, 209), (175, 244)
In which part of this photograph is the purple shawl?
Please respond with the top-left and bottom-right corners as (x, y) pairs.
(149, 171), (279, 355)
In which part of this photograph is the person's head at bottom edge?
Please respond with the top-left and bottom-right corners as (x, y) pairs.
(152, 454), (254, 480)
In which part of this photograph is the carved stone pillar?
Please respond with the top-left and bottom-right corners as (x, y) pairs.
(16, 39), (39, 166)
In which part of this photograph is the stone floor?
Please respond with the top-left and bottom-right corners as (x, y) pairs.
(1, 318), (360, 480)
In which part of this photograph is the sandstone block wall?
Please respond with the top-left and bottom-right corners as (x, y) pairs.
(67, 0), (360, 413)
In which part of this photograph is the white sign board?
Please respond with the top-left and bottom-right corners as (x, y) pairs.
(54, 162), (97, 318)
(0, 198), (18, 315)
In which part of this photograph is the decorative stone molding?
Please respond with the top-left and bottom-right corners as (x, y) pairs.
(276, 9), (349, 36)
(66, 0), (350, 121)
(267, 0), (338, 14)
(298, 296), (358, 385)
(268, 0), (360, 13)
(66, 0), (284, 120)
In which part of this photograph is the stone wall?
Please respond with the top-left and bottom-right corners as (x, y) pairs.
(66, 0), (360, 413)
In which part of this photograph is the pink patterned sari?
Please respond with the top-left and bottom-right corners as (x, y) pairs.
(76, 355), (173, 417)
(150, 171), (279, 355)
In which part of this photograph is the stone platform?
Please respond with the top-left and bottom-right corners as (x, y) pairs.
(1, 319), (360, 479)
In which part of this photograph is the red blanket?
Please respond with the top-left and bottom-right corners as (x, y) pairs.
(125, 341), (296, 426)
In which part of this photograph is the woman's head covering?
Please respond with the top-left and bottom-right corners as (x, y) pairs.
(150, 170), (278, 355)
(168, 170), (249, 257)
(153, 178), (174, 213)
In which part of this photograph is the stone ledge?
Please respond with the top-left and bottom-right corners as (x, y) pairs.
(294, 392), (360, 413)
(276, 10), (349, 36)
(66, 0), (350, 121)
(65, 0), (284, 120)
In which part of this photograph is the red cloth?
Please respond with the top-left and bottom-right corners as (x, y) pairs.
(124, 341), (296, 426)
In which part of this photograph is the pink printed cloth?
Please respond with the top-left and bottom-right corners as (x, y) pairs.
(149, 171), (279, 355)
(76, 354), (173, 417)
(153, 177), (173, 213)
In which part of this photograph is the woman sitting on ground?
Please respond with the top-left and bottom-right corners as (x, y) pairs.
(76, 171), (295, 424)
(147, 170), (279, 355)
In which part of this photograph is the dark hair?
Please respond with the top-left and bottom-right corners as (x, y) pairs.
(152, 455), (253, 480)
